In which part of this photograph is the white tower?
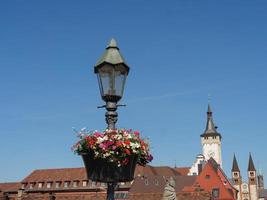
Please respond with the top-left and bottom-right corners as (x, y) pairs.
(201, 105), (223, 167)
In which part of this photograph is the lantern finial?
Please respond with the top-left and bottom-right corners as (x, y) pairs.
(107, 38), (118, 49)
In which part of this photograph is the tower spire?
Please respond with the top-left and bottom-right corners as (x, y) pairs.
(232, 154), (240, 172)
(248, 153), (256, 171)
(201, 104), (221, 138)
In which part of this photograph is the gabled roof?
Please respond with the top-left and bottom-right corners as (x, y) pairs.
(195, 158), (238, 199)
(200, 104), (222, 139)
(232, 154), (240, 172)
(248, 153), (256, 171)
(207, 157), (219, 172)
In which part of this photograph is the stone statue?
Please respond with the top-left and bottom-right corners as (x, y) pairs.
(162, 177), (177, 200)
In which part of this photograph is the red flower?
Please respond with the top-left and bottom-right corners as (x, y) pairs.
(124, 140), (131, 146)
(122, 158), (129, 165)
(115, 141), (123, 147)
(125, 149), (131, 155)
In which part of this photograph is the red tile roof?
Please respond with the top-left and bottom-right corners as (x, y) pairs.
(129, 175), (197, 194)
(0, 182), (21, 193)
(22, 168), (87, 183)
(134, 165), (181, 177)
(174, 167), (190, 175)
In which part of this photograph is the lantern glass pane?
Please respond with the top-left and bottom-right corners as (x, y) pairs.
(114, 64), (128, 97)
(98, 65), (115, 97)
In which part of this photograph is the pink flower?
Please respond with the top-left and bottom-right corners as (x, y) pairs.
(134, 131), (140, 136)
(93, 132), (103, 137)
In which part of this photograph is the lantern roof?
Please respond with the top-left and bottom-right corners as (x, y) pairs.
(95, 38), (129, 71)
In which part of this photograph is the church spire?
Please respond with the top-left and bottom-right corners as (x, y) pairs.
(248, 153), (256, 171)
(232, 154), (240, 172)
(201, 104), (221, 138)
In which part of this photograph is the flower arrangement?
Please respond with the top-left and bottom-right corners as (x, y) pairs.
(72, 128), (153, 167)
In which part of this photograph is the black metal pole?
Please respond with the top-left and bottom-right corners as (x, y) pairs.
(106, 183), (117, 200)
(105, 101), (118, 130)
(105, 101), (118, 200)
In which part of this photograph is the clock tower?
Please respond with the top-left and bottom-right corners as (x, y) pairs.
(201, 105), (222, 167)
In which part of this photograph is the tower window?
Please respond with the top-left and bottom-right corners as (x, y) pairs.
(250, 172), (254, 177)
(234, 172), (239, 177)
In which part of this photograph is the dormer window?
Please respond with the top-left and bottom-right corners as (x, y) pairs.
(82, 180), (88, 187)
(29, 182), (36, 189)
(47, 182), (52, 188)
(55, 181), (61, 188)
(73, 181), (79, 188)
(64, 181), (70, 188)
(38, 182), (44, 188)
(91, 181), (96, 187)
(21, 183), (27, 189)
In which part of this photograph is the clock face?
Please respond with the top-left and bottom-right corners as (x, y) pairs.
(208, 151), (215, 157)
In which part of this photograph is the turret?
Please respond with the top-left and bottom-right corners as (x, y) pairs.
(232, 154), (241, 185)
(248, 153), (256, 185)
(201, 105), (222, 167)
(231, 154), (242, 200)
(248, 153), (258, 200)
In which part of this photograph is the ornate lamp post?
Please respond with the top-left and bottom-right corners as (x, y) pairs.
(93, 38), (130, 200)
(95, 38), (130, 130)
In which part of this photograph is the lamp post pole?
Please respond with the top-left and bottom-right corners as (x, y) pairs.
(94, 38), (130, 200)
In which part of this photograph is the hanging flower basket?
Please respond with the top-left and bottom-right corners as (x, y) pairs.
(81, 150), (138, 182)
(72, 128), (153, 182)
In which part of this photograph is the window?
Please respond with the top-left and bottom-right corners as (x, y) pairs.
(145, 179), (149, 185)
(250, 172), (254, 177)
(205, 175), (210, 180)
(29, 182), (35, 189)
(212, 188), (220, 198)
(234, 172), (238, 177)
(155, 179), (159, 185)
(73, 181), (79, 188)
(82, 180), (88, 187)
(91, 181), (96, 187)
(21, 183), (27, 189)
(38, 182), (43, 188)
(55, 181), (61, 188)
(64, 181), (70, 188)
(47, 182), (52, 188)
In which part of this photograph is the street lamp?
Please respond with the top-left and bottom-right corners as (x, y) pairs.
(95, 38), (130, 130)
(94, 38), (130, 200)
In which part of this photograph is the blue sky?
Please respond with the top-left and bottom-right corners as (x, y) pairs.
(0, 1), (267, 183)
